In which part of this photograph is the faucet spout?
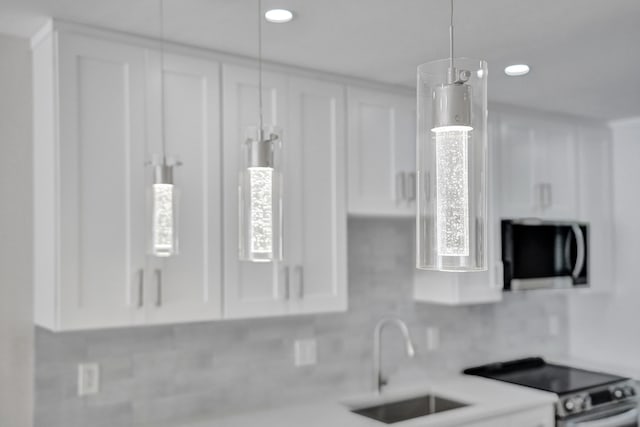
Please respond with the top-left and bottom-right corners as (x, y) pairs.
(373, 317), (416, 394)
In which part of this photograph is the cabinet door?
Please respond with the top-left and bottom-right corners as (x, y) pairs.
(496, 111), (537, 218)
(509, 405), (554, 427)
(462, 405), (553, 427)
(57, 33), (147, 329)
(287, 77), (347, 314)
(145, 53), (223, 324)
(577, 126), (613, 293)
(462, 416), (510, 427)
(222, 64), (289, 318)
(497, 111), (578, 220)
(347, 87), (416, 216)
(532, 119), (578, 219)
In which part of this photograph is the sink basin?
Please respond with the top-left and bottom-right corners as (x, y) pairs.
(351, 394), (469, 424)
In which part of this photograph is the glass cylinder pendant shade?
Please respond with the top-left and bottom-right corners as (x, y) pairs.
(239, 126), (283, 263)
(416, 58), (488, 271)
(148, 158), (180, 257)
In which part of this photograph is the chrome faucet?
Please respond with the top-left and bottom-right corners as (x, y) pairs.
(373, 317), (416, 393)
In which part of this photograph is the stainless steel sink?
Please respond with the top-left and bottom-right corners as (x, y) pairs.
(351, 394), (469, 424)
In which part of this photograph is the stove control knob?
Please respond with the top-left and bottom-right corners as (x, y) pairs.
(564, 399), (576, 412)
(612, 388), (624, 399)
(623, 385), (636, 397)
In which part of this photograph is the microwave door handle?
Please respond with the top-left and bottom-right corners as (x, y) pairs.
(571, 224), (586, 280)
(564, 230), (573, 273)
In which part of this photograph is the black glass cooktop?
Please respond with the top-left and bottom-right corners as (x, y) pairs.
(464, 357), (628, 395)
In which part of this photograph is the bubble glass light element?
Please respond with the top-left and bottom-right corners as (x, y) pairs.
(416, 58), (488, 271)
(151, 183), (177, 256)
(239, 126), (283, 262)
(149, 160), (179, 257)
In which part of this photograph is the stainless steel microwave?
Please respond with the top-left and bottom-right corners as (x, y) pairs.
(501, 219), (588, 291)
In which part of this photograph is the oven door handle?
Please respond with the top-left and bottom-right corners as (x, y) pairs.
(571, 224), (586, 280)
(570, 407), (638, 427)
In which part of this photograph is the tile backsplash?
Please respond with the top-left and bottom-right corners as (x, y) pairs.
(36, 218), (569, 427)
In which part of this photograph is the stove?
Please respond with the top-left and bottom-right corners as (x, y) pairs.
(464, 357), (639, 426)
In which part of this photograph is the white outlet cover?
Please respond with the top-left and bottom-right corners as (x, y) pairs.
(294, 339), (317, 367)
(426, 327), (440, 352)
(548, 315), (560, 337)
(78, 363), (100, 396)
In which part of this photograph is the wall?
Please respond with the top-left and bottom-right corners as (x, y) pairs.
(0, 34), (33, 427)
(36, 218), (569, 427)
(569, 117), (640, 374)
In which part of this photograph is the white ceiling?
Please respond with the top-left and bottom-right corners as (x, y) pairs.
(1, 0), (639, 120)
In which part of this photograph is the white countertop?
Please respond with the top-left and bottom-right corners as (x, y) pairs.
(183, 375), (557, 427)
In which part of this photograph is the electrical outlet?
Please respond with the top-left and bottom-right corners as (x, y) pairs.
(294, 339), (317, 367)
(426, 327), (440, 352)
(548, 315), (560, 337)
(78, 363), (100, 396)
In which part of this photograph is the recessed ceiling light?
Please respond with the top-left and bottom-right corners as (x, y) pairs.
(265, 9), (294, 23)
(504, 64), (530, 77)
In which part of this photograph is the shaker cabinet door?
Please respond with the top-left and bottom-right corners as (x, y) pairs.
(532, 120), (578, 220)
(496, 111), (537, 218)
(496, 110), (579, 220)
(347, 87), (416, 217)
(287, 77), (347, 315)
(222, 64), (289, 319)
(145, 53), (223, 324)
(56, 33), (148, 329)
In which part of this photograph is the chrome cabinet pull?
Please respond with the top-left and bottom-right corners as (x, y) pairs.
(154, 269), (162, 307)
(535, 183), (543, 211)
(407, 172), (416, 202)
(546, 183), (553, 209)
(296, 265), (304, 299)
(425, 172), (430, 202)
(137, 269), (144, 308)
(283, 265), (290, 300)
(539, 183), (552, 210)
(395, 171), (406, 203)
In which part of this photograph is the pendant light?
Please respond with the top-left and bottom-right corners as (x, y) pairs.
(416, 0), (488, 271)
(238, 0), (283, 263)
(149, 0), (180, 257)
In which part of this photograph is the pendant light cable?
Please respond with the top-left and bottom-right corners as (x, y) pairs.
(450, 0), (454, 63)
(449, 0), (455, 81)
(159, 0), (167, 158)
(258, 0), (264, 133)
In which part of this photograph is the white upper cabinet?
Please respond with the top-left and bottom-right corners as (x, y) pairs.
(144, 53), (223, 324)
(496, 109), (578, 220)
(33, 26), (223, 330)
(222, 64), (289, 319)
(35, 23), (348, 329)
(35, 31), (148, 330)
(577, 125), (614, 293)
(532, 119), (579, 219)
(222, 65), (347, 318)
(347, 87), (416, 217)
(287, 77), (347, 315)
